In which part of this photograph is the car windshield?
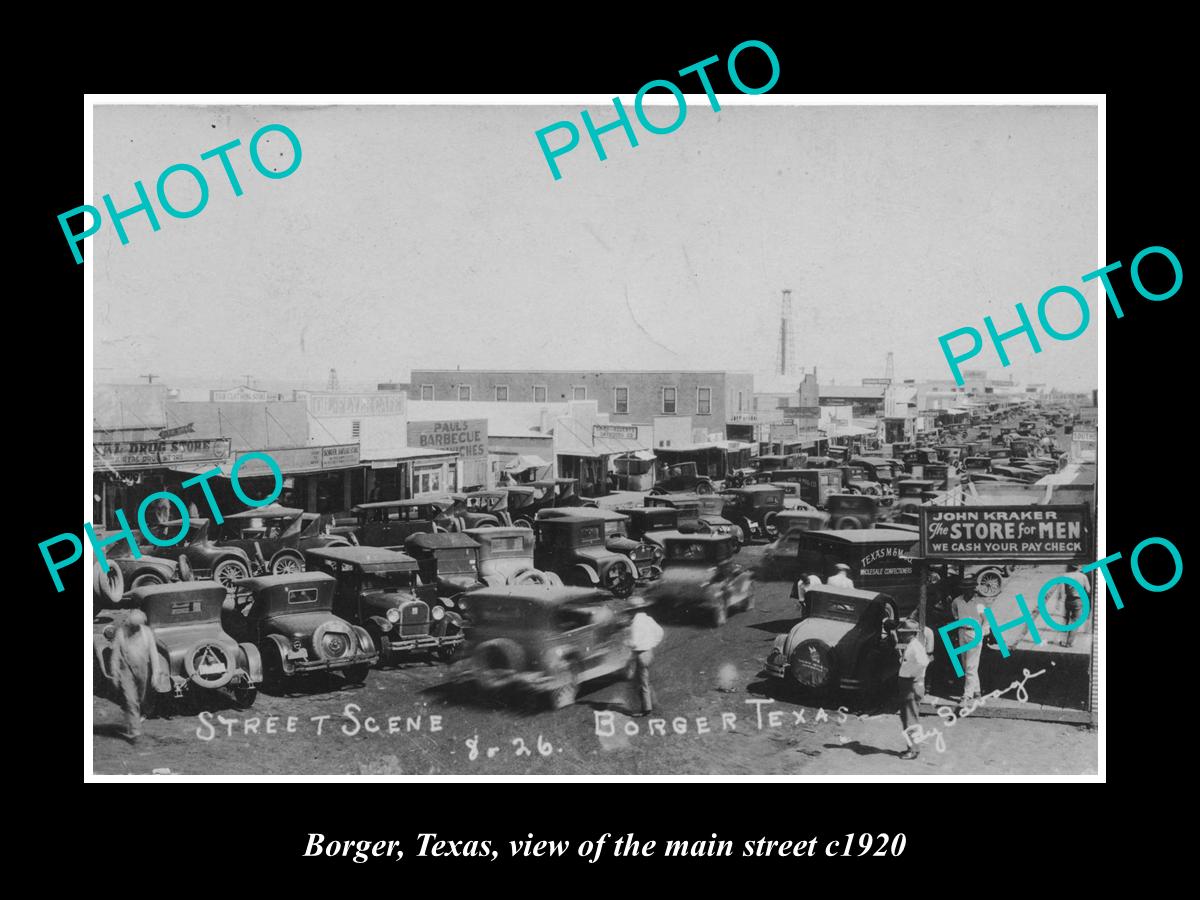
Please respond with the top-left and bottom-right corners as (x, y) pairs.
(603, 521), (626, 538)
(667, 541), (715, 561)
(552, 602), (614, 631)
(362, 570), (419, 591)
(435, 550), (476, 573)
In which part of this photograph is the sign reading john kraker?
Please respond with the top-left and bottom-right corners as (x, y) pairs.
(919, 505), (1090, 561)
(408, 419), (489, 488)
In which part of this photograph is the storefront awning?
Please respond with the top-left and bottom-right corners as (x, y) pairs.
(504, 454), (551, 472)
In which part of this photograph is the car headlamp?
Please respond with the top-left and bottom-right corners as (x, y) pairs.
(432, 605), (446, 621)
(443, 595), (456, 608)
(386, 608), (401, 624)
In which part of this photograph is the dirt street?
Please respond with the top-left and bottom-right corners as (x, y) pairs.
(92, 543), (1097, 776)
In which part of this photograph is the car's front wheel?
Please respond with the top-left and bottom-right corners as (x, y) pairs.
(270, 553), (304, 576)
(976, 569), (1004, 598)
(130, 571), (167, 590)
(695, 482), (714, 495)
(604, 564), (634, 598)
(213, 558), (250, 590)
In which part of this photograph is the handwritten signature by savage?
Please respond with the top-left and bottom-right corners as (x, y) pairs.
(904, 667), (1048, 754)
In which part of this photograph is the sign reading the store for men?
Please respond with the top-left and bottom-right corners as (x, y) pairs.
(919, 505), (1091, 560)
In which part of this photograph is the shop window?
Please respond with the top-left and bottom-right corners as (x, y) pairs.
(697, 387), (712, 416)
(614, 387), (629, 414)
(663, 387), (677, 414)
(534, 385), (547, 403)
(495, 385), (508, 401)
(572, 386), (587, 401)
(458, 385), (471, 401)
(420, 384), (434, 401)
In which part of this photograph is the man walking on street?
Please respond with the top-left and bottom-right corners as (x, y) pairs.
(891, 616), (935, 760)
(627, 610), (664, 717)
(1060, 563), (1086, 647)
(952, 575), (987, 710)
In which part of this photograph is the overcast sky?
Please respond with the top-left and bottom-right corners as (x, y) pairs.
(93, 103), (1098, 391)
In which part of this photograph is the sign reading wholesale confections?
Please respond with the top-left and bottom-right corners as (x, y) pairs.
(919, 505), (1091, 561)
(232, 443), (360, 475)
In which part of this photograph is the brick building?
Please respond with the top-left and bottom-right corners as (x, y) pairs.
(408, 370), (755, 428)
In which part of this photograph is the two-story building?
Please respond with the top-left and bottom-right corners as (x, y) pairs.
(407, 369), (755, 428)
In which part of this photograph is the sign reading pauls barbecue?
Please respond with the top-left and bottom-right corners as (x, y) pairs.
(407, 420), (488, 460)
(919, 505), (1091, 561)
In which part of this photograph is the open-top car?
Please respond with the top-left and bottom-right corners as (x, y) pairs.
(211, 504), (352, 576)
(223, 572), (377, 686)
(502, 479), (597, 528)
(458, 585), (635, 709)
(645, 532), (754, 626)
(443, 491), (513, 529)
(95, 581), (264, 709)
(718, 485), (786, 542)
(304, 546), (464, 664)
(351, 499), (455, 546)
(93, 553), (184, 614)
(649, 461), (715, 495)
(402, 532), (481, 599)
(534, 508), (663, 595)
(140, 518), (256, 591)
(463, 526), (561, 587)
(765, 586), (908, 698)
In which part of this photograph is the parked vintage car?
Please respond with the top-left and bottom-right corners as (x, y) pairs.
(892, 479), (939, 517)
(141, 518), (256, 590)
(222, 572), (377, 685)
(535, 508), (663, 595)
(642, 492), (741, 544)
(502, 479), (597, 528)
(850, 457), (901, 486)
(304, 546), (464, 664)
(402, 532), (481, 599)
(718, 485), (787, 542)
(764, 585), (904, 697)
(459, 585), (635, 709)
(464, 526), (561, 587)
(650, 462), (715, 495)
(351, 499), (455, 546)
(752, 454), (805, 479)
(95, 581), (264, 709)
(765, 528), (926, 617)
(827, 493), (880, 530)
(768, 469), (844, 509)
(645, 533), (754, 626)
(443, 491), (513, 529)
(211, 504), (352, 576)
(93, 553), (184, 614)
(616, 506), (684, 547)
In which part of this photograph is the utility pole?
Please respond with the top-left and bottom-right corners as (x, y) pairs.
(139, 374), (157, 384)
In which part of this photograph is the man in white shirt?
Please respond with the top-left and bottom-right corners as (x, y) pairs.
(891, 617), (935, 760)
(951, 576), (988, 708)
(627, 611), (664, 717)
(827, 563), (854, 589)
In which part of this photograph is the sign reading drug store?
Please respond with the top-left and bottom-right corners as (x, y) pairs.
(919, 505), (1091, 561)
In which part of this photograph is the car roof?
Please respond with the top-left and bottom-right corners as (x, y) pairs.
(463, 526), (534, 540)
(806, 584), (896, 603)
(537, 509), (628, 524)
(130, 581), (227, 604)
(304, 546), (420, 570)
(464, 584), (610, 607)
(240, 571), (338, 592)
(723, 484), (781, 493)
(538, 507), (627, 520)
(806, 529), (919, 544)
(223, 504), (304, 519)
(659, 531), (730, 544)
(353, 499), (445, 510)
(405, 532), (480, 550)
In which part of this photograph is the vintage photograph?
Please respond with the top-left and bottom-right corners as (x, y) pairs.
(89, 100), (1099, 776)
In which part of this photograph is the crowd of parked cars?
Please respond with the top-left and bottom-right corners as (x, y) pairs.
(93, 405), (1078, 715)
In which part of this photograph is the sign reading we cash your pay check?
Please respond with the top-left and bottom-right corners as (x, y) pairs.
(919, 505), (1091, 561)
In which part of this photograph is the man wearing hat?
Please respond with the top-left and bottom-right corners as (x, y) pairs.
(1057, 563), (1086, 647)
(828, 563), (854, 589)
(952, 575), (988, 707)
